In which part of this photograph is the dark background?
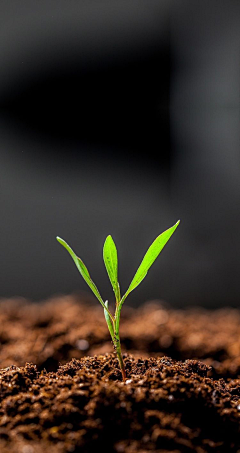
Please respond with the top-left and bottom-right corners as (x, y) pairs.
(0, 0), (239, 307)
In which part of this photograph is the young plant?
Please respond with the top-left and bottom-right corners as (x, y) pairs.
(56, 220), (180, 381)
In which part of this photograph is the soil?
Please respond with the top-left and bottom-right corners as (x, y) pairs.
(0, 295), (239, 452)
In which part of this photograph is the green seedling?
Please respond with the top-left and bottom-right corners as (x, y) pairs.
(56, 220), (180, 381)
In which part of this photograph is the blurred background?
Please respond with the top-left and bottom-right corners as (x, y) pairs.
(0, 0), (239, 307)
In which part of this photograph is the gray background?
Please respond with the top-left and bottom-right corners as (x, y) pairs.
(0, 1), (239, 307)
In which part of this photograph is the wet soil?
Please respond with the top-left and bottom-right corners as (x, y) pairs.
(0, 295), (240, 452)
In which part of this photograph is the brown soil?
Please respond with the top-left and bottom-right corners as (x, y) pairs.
(0, 295), (240, 452)
(0, 295), (240, 377)
(0, 355), (240, 453)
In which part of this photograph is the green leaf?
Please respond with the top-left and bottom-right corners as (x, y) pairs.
(103, 235), (121, 302)
(56, 236), (110, 315)
(104, 300), (114, 341)
(122, 220), (180, 301)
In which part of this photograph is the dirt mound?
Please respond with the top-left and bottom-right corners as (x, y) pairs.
(0, 354), (239, 453)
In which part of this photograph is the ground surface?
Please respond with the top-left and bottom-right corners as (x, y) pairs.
(0, 295), (240, 377)
(0, 295), (240, 452)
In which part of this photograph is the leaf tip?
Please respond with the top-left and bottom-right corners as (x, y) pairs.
(104, 235), (113, 248)
(56, 236), (66, 247)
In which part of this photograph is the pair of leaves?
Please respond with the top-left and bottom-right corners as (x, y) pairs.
(56, 220), (180, 311)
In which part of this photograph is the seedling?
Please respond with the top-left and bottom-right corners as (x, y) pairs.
(56, 220), (180, 381)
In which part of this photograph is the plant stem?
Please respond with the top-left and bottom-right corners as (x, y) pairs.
(114, 331), (126, 381)
(105, 301), (126, 381)
(113, 304), (126, 381)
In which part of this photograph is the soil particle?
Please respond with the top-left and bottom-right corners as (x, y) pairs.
(0, 355), (239, 452)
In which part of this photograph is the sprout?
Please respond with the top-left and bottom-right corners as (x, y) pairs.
(56, 220), (180, 381)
